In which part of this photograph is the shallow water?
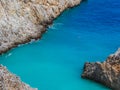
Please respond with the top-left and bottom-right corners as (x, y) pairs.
(0, 0), (120, 90)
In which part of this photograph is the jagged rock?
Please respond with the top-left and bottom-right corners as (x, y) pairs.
(82, 48), (120, 90)
(0, 0), (82, 54)
(0, 65), (37, 90)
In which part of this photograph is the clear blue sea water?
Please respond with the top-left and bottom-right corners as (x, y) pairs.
(0, 0), (120, 90)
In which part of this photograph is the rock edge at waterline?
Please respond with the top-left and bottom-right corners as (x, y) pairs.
(82, 48), (120, 90)
(0, 65), (37, 90)
(0, 0), (82, 54)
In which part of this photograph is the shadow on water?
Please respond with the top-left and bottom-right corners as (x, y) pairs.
(82, 0), (88, 3)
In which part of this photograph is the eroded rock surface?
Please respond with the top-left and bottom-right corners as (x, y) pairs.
(0, 0), (82, 54)
(82, 48), (120, 90)
(0, 65), (37, 90)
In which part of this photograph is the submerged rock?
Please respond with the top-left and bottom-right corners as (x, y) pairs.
(82, 48), (120, 90)
(0, 0), (82, 54)
(0, 65), (37, 90)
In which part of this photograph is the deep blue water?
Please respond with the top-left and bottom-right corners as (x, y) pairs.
(0, 0), (120, 90)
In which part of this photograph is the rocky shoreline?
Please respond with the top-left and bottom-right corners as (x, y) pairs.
(0, 0), (82, 89)
(0, 65), (37, 90)
(0, 0), (82, 54)
(82, 48), (120, 90)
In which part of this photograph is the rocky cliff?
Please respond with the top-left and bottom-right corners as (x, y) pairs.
(0, 0), (82, 54)
(82, 48), (120, 90)
(0, 65), (37, 90)
(0, 0), (82, 89)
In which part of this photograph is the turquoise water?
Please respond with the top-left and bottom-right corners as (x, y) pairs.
(0, 0), (120, 90)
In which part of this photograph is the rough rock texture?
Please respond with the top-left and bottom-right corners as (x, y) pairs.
(0, 0), (82, 54)
(82, 48), (120, 90)
(0, 65), (37, 90)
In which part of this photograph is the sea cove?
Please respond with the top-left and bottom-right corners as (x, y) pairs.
(0, 0), (120, 90)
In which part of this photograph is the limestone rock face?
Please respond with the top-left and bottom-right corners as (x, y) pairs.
(0, 0), (82, 54)
(82, 48), (120, 90)
(0, 65), (37, 90)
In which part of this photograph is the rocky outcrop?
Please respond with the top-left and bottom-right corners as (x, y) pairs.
(0, 65), (37, 90)
(0, 0), (82, 54)
(82, 48), (120, 90)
